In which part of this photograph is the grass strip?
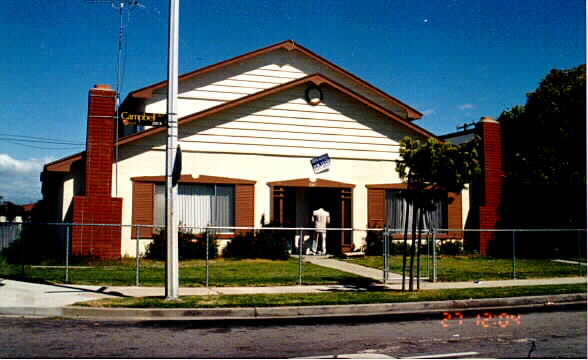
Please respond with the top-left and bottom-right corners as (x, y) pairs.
(76, 283), (586, 308)
(0, 258), (369, 287)
(349, 256), (586, 281)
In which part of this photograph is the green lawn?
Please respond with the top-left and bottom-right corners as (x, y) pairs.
(349, 255), (586, 282)
(77, 283), (587, 308)
(0, 258), (371, 287)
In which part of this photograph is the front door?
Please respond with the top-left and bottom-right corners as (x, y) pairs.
(271, 186), (353, 254)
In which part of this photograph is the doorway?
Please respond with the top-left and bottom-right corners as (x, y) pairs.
(271, 185), (353, 254)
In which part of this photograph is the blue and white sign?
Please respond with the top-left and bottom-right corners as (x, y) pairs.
(310, 153), (331, 174)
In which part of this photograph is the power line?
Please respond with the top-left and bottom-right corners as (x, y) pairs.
(0, 137), (84, 146)
(3, 140), (83, 151)
(0, 133), (84, 144)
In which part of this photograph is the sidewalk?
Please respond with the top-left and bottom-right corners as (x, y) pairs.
(0, 257), (585, 320)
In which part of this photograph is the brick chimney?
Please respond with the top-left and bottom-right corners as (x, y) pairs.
(71, 85), (123, 259)
(476, 116), (504, 255)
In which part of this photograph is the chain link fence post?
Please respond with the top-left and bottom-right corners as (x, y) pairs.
(384, 226), (390, 283)
(512, 230), (516, 280)
(65, 224), (70, 284)
(135, 225), (140, 287)
(20, 223), (25, 276)
(426, 230), (431, 280)
(432, 229), (437, 282)
(298, 229), (303, 286)
(578, 230), (584, 276)
(205, 228), (210, 288)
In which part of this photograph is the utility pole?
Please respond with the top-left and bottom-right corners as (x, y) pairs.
(165, 0), (180, 300)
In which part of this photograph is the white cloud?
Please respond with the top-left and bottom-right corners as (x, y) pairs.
(0, 154), (53, 204)
(421, 109), (435, 116)
(457, 103), (475, 110)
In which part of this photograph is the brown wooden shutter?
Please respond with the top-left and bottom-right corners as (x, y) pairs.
(367, 188), (385, 228)
(447, 192), (462, 238)
(132, 181), (154, 238)
(235, 183), (254, 234)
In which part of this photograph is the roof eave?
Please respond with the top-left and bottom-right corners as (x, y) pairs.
(127, 40), (422, 120)
(117, 74), (436, 147)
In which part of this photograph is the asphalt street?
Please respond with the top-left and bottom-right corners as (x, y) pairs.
(0, 307), (585, 358)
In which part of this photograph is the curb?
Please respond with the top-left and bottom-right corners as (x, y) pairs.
(56, 293), (587, 321)
(0, 306), (63, 317)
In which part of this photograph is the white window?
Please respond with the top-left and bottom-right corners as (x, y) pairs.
(385, 190), (448, 231)
(154, 184), (235, 231)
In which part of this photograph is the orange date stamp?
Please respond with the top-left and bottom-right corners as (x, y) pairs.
(441, 311), (522, 328)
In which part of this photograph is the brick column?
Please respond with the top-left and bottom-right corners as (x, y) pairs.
(71, 85), (123, 259)
(477, 117), (504, 255)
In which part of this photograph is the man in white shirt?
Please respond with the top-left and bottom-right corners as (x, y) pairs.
(312, 208), (330, 255)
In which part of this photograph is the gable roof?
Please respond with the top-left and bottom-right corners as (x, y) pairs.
(43, 151), (84, 172)
(128, 40), (422, 120)
(45, 73), (437, 174)
(118, 73), (436, 147)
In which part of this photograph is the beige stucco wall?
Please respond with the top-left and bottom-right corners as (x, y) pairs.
(115, 149), (406, 256)
(114, 80), (424, 256)
(106, 47), (470, 257)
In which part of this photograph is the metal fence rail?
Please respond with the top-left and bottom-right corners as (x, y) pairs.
(0, 222), (585, 287)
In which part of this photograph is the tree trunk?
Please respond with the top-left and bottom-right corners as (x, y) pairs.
(408, 200), (418, 291)
(401, 197), (410, 292)
(416, 206), (424, 291)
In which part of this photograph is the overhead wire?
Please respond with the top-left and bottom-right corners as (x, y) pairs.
(3, 140), (83, 151)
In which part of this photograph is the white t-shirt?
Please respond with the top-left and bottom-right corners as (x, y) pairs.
(312, 208), (330, 233)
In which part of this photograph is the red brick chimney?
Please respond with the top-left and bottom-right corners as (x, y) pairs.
(476, 116), (504, 255)
(71, 85), (123, 259)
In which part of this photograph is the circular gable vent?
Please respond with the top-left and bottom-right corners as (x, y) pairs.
(305, 85), (323, 106)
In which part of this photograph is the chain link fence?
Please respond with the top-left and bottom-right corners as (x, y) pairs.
(0, 223), (373, 287)
(378, 228), (586, 283)
(0, 223), (585, 287)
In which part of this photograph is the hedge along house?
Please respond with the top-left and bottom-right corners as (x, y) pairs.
(41, 40), (503, 259)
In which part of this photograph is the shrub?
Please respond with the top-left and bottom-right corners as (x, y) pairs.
(437, 240), (464, 256)
(1, 223), (62, 265)
(254, 227), (290, 260)
(222, 221), (290, 260)
(145, 229), (217, 260)
(364, 231), (383, 255)
(222, 232), (255, 259)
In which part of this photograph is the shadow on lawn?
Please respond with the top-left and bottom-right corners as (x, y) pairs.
(319, 277), (391, 292)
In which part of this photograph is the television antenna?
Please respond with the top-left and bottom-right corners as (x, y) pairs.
(88, 0), (144, 196)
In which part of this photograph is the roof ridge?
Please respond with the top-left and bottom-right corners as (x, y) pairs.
(127, 40), (422, 120)
(117, 73), (435, 147)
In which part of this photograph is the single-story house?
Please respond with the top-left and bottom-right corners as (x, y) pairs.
(41, 40), (503, 258)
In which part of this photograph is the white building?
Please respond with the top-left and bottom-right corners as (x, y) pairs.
(42, 41), (490, 259)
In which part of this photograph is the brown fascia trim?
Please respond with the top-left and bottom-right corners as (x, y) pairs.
(128, 40), (422, 120)
(130, 40), (294, 98)
(131, 174), (256, 185)
(268, 178), (355, 188)
(365, 183), (408, 190)
(118, 74), (437, 147)
(44, 152), (85, 172)
(367, 183), (462, 200)
(366, 183), (449, 191)
(291, 42), (422, 120)
(439, 128), (477, 140)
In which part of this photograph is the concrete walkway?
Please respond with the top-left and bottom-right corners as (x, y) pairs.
(304, 256), (587, 290)
(305, 256), (402, 282)
(0, 256), (585, 319)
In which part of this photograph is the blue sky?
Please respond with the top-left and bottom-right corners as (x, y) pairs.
(0, 0), (585, 204)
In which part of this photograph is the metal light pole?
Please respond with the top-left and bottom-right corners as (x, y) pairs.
(165, 0), (180, 300)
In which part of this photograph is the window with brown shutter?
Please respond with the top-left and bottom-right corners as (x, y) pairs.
(131, 181), (154, 238)
(366, 184), (463, 237)
(131, 175), (256, 237)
